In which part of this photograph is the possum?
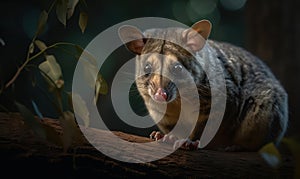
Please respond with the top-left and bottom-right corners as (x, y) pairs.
(118, 20), (288, 151)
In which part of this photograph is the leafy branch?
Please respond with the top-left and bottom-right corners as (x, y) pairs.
(5, 0), (88, 90)
(2, 0), (107, 152)
(5, 42), (78, 89)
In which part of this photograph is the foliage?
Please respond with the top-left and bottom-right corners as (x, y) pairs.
(1, 0), (107, 152)
(259, 142), (281, 168)
(259, 138), (300, 179)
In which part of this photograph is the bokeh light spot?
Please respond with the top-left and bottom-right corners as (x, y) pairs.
(189, 0), (217, 16)
(220, 0), (247, 11)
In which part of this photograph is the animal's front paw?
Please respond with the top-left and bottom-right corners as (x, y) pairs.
(173, 139), (199, 150)
(150, 131), (178, 144)
(161, 134), (178, 144)
(150, 131), (164, 141)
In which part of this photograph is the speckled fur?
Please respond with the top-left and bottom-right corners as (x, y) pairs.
(133, 28), (288, 151)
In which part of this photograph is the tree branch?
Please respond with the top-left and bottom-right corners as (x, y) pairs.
(0, 112), (294, 178)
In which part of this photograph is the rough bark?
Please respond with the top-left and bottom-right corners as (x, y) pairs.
(0, 112), (294, 178)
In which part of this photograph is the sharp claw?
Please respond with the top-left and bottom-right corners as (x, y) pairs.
(161, 134), (178, 144)
(173, 139), (186, 150)
(149, 131), (164, 141)
(173, 139), (200, 150)
(149, 131), (156, 140)
(150, 132), (199, 151)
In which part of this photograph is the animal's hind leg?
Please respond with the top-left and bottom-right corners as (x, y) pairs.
(232, 94), (288, 151)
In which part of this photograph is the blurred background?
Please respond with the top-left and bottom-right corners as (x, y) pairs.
(1, 0), (299, 137)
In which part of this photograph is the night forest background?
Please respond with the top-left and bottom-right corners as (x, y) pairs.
(1, 0), (300, 144)
(0, 0), (300, 177)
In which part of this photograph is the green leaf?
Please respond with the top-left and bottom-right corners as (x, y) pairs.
(15, 101), (46, 140)
(29, 42), (34, 54)
(39, 55), (64, 89)
(67, 0), (79, 19)
(34, 40), (47, 51)
(97, 74), (108, 95)
(79, 12), (88, 33)
(259, 142), (282, 168)
(36, 10), (48, 36)
(95, 74), (108, 104)
(72, 93), (89, 127)
(77, 46), (97, 65)
(81, 58), (98, 89)
(281, 138), (300, 179)
(75, 45), (83, 55)
(79, 53), (108, 103)
(56, 0), (68, 26)
(95, 81), (101, 104)
(74, 45), (82, 60)
(59, 111), (78, 152)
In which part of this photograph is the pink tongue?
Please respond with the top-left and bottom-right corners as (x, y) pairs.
(154, 88), (167, 102)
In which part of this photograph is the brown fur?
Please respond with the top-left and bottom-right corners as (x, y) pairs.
(119, 20), (288, 151)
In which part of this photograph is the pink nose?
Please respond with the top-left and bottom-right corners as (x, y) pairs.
(154, 88), (167, 102)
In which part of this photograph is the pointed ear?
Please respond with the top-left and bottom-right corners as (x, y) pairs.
(118, 25), (145, 55)
(182, 20), (212, 52)
(191, 20), (212, 40)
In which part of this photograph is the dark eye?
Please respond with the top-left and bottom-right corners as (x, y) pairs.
(144, 63), (152, 75)
(172, 64), (183, 75)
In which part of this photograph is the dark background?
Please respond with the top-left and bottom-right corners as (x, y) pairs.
(0, 0), (299, 137)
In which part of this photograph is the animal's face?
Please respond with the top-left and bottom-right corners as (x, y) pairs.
(118, 20), (212, 104)
(135, 40), (195, 104)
